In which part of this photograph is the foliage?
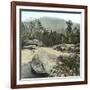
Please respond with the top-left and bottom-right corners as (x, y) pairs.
(71, 27), (80, 44)
(21, 19), (80, 47)
(21, 23), (29, 48)
(65, 20), (80, 44)
(52, 54), (80, 77)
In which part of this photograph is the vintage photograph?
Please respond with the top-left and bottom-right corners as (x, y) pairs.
(20, 10), (80, 79)
(11, 1), (87, 88)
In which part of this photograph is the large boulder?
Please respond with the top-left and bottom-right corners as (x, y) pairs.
(31, 54), (47, 74)
(25, 39), (43, 47)
(23, 45), (37, 50)
(31, 48), (58, 77)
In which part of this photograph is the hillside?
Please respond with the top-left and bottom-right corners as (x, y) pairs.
(23, 17), (80, 34)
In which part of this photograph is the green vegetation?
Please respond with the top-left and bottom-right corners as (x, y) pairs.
(50, 54), (80, 77)
(21, 18), (80, 48)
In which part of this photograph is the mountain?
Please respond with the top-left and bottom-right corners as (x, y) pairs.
(23, 17), (80, 34)
(39, 17), (66, 33)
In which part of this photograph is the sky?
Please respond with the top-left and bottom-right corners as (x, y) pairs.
(21, 10), (81, 23)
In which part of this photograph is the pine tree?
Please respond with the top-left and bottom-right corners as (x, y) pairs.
(65, 20), (73, 43)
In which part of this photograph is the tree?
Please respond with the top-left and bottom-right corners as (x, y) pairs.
(28, 21), (35, 39)
(71, 27), (80, 44)
(36, 20), (44, 30)
(28, 20), (44, 40)
(65, 20), (73, 43)
(21, 23), (29, 48)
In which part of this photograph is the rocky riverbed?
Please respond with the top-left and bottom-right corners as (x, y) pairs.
(21, 44), (80, 78)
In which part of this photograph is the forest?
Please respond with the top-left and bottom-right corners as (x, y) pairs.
(21, 19), (80, 48)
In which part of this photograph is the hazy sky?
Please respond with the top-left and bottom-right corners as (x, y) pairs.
(21, 11), (81, 23)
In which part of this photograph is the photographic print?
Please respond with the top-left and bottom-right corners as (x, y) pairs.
(21, 10), (80, 79)
(11, 1), (87, 89)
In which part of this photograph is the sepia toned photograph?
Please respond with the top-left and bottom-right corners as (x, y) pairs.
(20, 10), (80, 79)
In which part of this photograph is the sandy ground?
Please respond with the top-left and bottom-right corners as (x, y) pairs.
(21, 47), (72, 64)
(21, 49), (38, 63)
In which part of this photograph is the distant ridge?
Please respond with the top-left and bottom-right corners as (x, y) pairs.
(23, 17), (80, 34)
